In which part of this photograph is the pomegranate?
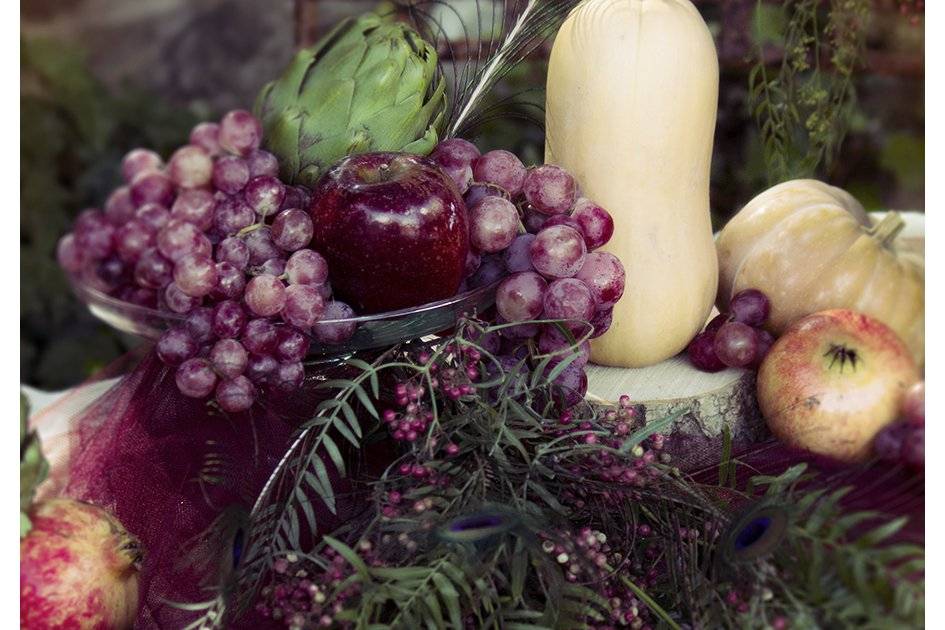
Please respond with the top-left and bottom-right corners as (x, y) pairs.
(757, 309), (920, 463)
(20, 499), (142, 629)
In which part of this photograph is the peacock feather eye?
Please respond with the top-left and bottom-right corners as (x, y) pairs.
(438, 509), (520, 544)
(722, 503), (789, 564)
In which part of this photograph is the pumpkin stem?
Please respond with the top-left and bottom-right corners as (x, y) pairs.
(867, 211), (905, 248)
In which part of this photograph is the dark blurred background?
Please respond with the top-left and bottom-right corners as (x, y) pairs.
(21, 0), (924, 389)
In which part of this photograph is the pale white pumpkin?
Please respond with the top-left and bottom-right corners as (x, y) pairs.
(545, 0), (720, 368)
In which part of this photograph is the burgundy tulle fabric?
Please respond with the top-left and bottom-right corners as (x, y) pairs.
(33, 347), (393, 629)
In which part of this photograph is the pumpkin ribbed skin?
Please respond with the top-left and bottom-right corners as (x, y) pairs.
(716, 180), (924, 365)
(545, 0), (720, 368)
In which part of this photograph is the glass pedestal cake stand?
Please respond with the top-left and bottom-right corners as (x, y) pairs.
(70, 277), (498, 364)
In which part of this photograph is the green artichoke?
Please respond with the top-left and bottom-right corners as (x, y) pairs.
(256, 12), (447, 187)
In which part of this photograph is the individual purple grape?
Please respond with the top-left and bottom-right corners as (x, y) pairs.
(523, 165), (576, 215)
(167, 145), (213, 189)
(210, 338), (249, 379)
(713, 322), (758, 368)
(285, 249), (329, 286)
(189, 122), (222, 156)
(439, 163), (472, 194)
(212, 261), (246, 299)
(246, 353), (278, 383)
(874, 422), (909, 461)
(164, 282), (201, 313)
(280, 186), (309, 212)
(574, 252), (626, 309)
(244, 176), (286, 217)
(242, 318), (279, 355)
(135, 203), (171, 233)
(175, 358), (218, 398)
(540, 214), (582, 232)
(461, 325), (501, 355)
(543, 278), (595, 328)
(751, 329), (776, 369)
(312, 301), (357, 344)
(463, 249), (482, 278)
(472, 150), (527, 196)
(213, 155), (251, 194)
(121, 148), (163, 183)
(468, 255), (507, 288)
(270, 361), (305, 393)
(56, 233), (85, 273)
(130, 170), (175, 208)
(157, 327), (198, 366)
(497, 318), (542, 342)
(215, 236), (250, 270)
(496, 271), (547, 322)
(903, 425), (924, 469)
(95, 256), (129, 290)
(282, 284), (325, 329)
(171, 189), (215, 231)
(212, 299), (247, 338)
(530, 225), (587, 279)
(74, 208), (103, 232)
(272, 208), (314, 252)
(246, 149), (280, 178)
(571, 198), (614, 250)
(157, 219), (211, 262)
(464, 182), (510, 208)
(213, 195), (255, 235)
(687, 331), (726, 372)
(705, 313), (733, 334)
(258, 258), (287, 277)
(244, 274), (286, 317)
(539, 324), (590, 369)
(275, 327), (310, 362)
(589, 307), (613, 339)
(134, 248), (174, 289)
(104, 186), (136, 226)
(74, 212), (115, 260)
(314, 282), (332, 301)
(184, 306), (214, 342)
(468, 197), (519, 253)
(121, 286), (157, 309)
(216, 375), (255, 412)
(219, 110), (262, 156)
(523, 206), (548, 234)
(551, 362), (588, 408)
(245, 228), (282, 265)
(432, 138), (480, 168)
(114, 220), (154, 262)
(730, 289), (771, 327)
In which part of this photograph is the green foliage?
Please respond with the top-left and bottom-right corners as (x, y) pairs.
(20, 393), (48, 537)
(748, 0), (871, 183)
(21, 37), (203, 389)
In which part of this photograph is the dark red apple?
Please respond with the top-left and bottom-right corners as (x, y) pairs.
(309, 152), (469, 313)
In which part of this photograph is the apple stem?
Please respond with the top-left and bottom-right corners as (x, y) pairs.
(867, 212), (905, 248)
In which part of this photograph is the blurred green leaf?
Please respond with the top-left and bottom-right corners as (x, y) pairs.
(879, 133), (924, 193)
(751, 3), (787, 47)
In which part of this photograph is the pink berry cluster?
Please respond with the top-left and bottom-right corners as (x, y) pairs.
(56, 109), (360, 411)
(539, 527), (657, 629)
(687, 288), (775, 372)
(429, 139), (628, 397)
(255, 546), (373, 628)
(381, 344), (482, 443)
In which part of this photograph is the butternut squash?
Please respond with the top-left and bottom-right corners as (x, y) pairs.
(545, 0), (720, 368)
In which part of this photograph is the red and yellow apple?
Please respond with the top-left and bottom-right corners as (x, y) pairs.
(757, 309), (920, 462)
(21, 499), (142, 629)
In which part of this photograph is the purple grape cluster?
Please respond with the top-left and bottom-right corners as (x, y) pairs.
(430, 139), (626, 397)
(687, 289), (775, 372)
(56, 110), (358, 411)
